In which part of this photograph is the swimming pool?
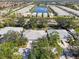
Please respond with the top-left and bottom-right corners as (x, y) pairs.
(35, 7), (48, 13)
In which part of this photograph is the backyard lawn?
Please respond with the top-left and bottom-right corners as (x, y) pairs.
(75, 28), (79, 33)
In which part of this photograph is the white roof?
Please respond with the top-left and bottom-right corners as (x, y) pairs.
(32, 12), (37, 17)
(0, 27), (23, 35)
(52, 48), (58, 54)
(47, 29), (71, 41)
(23, 30), (47, 41)
(16, 5), (34, 14)
(22, 12), (31, 17)
(49, 5), (71, 16)
(49, 13), (54, 18)
(58, 6), (79, 16)
(68, 29), (76, 34)
(18, 48), (24, 54)
(43, 13), (48, 17)
(0, 19), (3, 21)
(37, 13), (42, 17)
(60, 55), (66, 59)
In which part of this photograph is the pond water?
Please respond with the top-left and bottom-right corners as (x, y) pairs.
(35, 7), (48, 13)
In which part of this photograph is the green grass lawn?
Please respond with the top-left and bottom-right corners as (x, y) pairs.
(75, 28), (79, 33)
